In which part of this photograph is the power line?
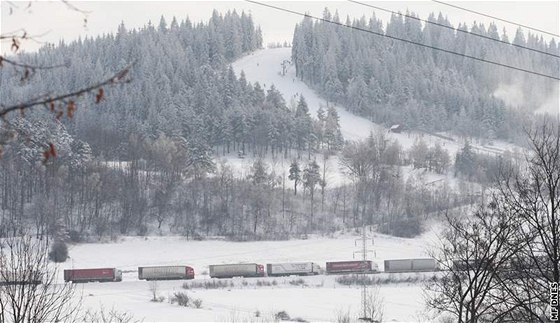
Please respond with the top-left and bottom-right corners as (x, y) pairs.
(245, 0), (560, 81)
(432, 0), (560, 38)
(348, 0), (560, 59)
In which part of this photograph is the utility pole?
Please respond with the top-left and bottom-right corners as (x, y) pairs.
(354, 218), (375, 321)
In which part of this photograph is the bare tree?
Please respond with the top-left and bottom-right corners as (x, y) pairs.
(149, 281), (159, 302)
(426, 123), (560, 322)
(363, 286), (384, 323)
(493, 122), (560, 322)
(0, 1), (132, 160)
(425, 202), (523, 323)
(339, 131), (393, 226)
(0, 234), (80, 323)
(81, 306), (138, 323)
(335, 309), (352, 323)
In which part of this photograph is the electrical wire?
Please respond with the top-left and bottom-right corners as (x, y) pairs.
(348, 0), (560, 59)
(245, 0), (560, 81)
(432, 0), (559, 38)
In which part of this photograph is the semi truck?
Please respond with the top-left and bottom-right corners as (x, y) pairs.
(63, 268), (122, 283)
(266, 262), (321, 276)
(325, 260), (379, 274)
(138, 265), (195, 280)
(384, 258), (438, 273)
(209, 263), (265, 278)
(0, 271), (42, 285)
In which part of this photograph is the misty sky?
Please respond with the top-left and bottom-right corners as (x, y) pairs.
(1, 1), (559, 54)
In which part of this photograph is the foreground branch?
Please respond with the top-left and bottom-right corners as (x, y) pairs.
(0, 63), (133, 118)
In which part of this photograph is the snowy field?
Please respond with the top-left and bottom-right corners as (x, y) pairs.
(61, 229), (440, 322)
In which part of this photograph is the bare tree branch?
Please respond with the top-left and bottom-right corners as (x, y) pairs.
(0, 63), (133, 119)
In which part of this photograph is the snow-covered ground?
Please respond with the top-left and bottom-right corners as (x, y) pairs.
(232, 47), (523, 158)
(228, 47), (525, 190)
(105, 48), (521, 189)
(61, 230), (440, 322)
(67, 48), (521, 322)
(216, 152), (351, 187)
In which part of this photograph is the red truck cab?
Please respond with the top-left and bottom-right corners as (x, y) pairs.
(257, 264), (265, 277)
(186, 266), (195, 279)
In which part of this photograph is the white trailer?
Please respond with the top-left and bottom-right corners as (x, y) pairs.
(384, 258), (438, 273)
(411, 258), (438, 271)
(209, 263), (265, 278)
(138, 266), (194, 280)
(0, 270), (42, 285)
(266, 262), (321, 276)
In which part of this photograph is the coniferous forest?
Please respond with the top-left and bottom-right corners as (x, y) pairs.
(292, 9), (559, 141)
(0, 9), (555, 241)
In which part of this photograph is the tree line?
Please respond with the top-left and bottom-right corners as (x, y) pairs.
(292, 8), (559, 142)
(1, 10), (341, 161)
(427, 123), (559, 322)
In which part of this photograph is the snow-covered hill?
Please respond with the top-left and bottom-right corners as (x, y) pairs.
(233, 48), (375, 142)
(69, 48), (526, 322)
(227, 47), (525, 190)
(232, 47), (523, 158)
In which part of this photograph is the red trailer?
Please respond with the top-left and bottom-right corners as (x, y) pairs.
(326, 260), (379, 274)
(64, 268), (122, 283)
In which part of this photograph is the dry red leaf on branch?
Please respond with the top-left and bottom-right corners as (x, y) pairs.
(42, 143), (57, 162)
(95, 88), (104, 103)
(49, 143), (56, 157)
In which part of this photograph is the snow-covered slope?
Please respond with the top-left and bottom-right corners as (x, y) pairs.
(232, 47), (523, 158)
(215, 151), (352, 187)
(233, 48), (375, 141)
(62, 231), (437, 322)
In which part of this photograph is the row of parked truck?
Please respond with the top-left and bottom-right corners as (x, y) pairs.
(62, 258), (441, 283)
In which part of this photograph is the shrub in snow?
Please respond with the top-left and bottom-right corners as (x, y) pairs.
(288, 278), (306, 286)
(192, 298), (203, 309)
(137, 224), (148, 236)
(256, 279), (272, 287)
(183, 280), (231, 290)
(48, 241), (68, 263)
(336, 310), (352, 323)
(274, 311), (290, 321)
(171, 292), (189, 307)
(336, 273), (433, 286)
(68, 230), (83, 243)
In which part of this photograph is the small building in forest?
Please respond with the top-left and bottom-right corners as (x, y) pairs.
(389, 124), (404, 133)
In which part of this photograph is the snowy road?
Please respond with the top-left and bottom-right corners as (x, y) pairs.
(62, 233), (435, 322)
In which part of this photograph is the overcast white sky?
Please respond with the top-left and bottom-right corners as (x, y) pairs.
(1, 1), (559, 54)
